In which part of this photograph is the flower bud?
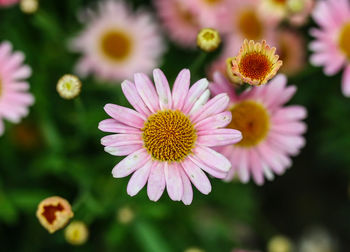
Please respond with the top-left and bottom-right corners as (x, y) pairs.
(57, 74), (82, 100)
(197, 28), (221, 52)
(64, 221), (89, 245)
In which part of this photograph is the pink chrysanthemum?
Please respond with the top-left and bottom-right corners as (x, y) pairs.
(310, 0), (350, 97)
(0, 41), (34, 136)
(210, 72), (307, 185)
(0, 0), (18, 7)
(70, 1), (164, 82)
(153, 0), (201, 48)
(99, 69), (242, 204)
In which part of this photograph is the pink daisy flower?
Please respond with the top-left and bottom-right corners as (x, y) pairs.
(99, 68), (242, 204)
(0, 41), (34, 136)
(309, 0), (350, 97)
(153, 0), (201, 48)
(210, 72), (307, 185)
(0, 0), (18, 7)
(70, 1), (164, 82)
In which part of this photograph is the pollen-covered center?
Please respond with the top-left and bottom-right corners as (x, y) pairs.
(142, 110), (197, 162)
(228, 101), (269, 147)
(100, 30), (133, 62)
(42, 203), (64, 224)
(238, 10), (263, 40)
(272, 0), (287, 5)
(238, 53), (272, 81)
(339, 22), (350, 60)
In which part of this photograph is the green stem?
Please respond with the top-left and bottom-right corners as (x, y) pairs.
(190, 51), (208, 77)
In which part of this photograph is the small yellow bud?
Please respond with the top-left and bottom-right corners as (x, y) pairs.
(57, 74), (82, 100)
(184, 247), (205, 252)
(117, 206), (134, 224)
(287, 0), (304, 13)
(20, 0), (38, 14)
(197, 28), (221, 52)
(64, 221), (89, 246)
(267, 235), (293, 252)
(36, 196), (74, 233)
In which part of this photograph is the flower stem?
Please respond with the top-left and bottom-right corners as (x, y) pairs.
(190, 51), (208, 78)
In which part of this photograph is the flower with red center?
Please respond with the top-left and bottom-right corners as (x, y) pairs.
(210, 72), (307, 185)
(230, 40), (282, 86)
(309, 0), (350, 97)
(99, 68), (242, 204)
(36, 196), (74, 233)
(70, 1), (164, 82)
(0, 41), (34, 136)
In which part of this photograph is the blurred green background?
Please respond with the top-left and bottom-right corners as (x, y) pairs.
(0, 0), (350, 251)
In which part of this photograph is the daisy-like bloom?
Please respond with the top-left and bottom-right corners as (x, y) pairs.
(70, 1), (164, 82)
(99, 69), (242, 205)
(0, 41), (34, 136)
(36, 196), (74, 233)
(64, 221), (89, 246)
(277, 29), (305, 76)
(153, 0), (201, 48)
(210, 72), (307, 184)
(309, 0), (350, 97)
(0, 0), (18, 7)
(230, 40), (282, 86)
(57, 74), (82, 100)
(197, 28), (221, 52)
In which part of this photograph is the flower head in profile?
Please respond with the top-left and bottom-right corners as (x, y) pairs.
(64, 221), (89, 246)
(0, 41), (34, 136)
(310, 0), (350, 97)
(230, 40), (282, 86)
(70, 0), (164, 82)
(36, 196), (74, 233)
(210, 72), (307, 185)
(99, 68), (242, 205)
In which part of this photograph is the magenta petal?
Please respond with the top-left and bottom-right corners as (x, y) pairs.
(112, 149), (150, 178)
(164, 163), (183, 201)
(104, 104), (146, 128)
(127, 160), (153, 196)
(181, 158), (211, 195)
(147, 162), (166, 202)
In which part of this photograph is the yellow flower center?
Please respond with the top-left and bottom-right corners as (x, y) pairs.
(228, 101), (269, 147)
(100, 30), (133, 62)
(42, 203), (64, 224)
(204, 0), (222, 5)
(238, 10), (263, 40)
(142, 110), (197, 162)
(272, 0), (287, 5)
(339, 22), (350, 60)
(176, 2), (198, 26)
(238, 52), (272, 81)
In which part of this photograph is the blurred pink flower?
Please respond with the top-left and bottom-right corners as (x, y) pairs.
(153, 0), (201, 48)
(210, 73), (307, 185)
(0, 41), (34, 136)
(70, 1), (164, 82)
(310, 0), (350, 97)
(99, 68), (242, 204)
(0, 0), (18, 7)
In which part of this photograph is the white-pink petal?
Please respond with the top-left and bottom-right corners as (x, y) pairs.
(181, 158), (211, 195)
(147, 162), (166, 201)
(197, 129), (242, 147)
(121, 80), (151, 116)
(153, 68), (172, 110)
(342, 65), (350, 97)
(194, 146), (231, 172)
(98, 119), (141, 134)
(112, 149), (150, 178)
(164, 163), (183, 201)
(179, 168), (193, 205)
(134, 73), (160, 113)
(182, 78), (209, 114)
(104, 104), (146, 128)
(195, 111), (232, 131)
(172, 69), (190, 110)
(127, 160), (153, 196)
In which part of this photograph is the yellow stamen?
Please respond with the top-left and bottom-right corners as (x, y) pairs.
(228, 101), (269, 147)
(142, 110), (197, 162)
(101, 30), (133, 62)
(339, 22), (350, 60)
(238, 10), (263, 40)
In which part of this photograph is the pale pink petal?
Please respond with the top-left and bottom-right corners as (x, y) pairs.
(272, 106), (307, 122)
(193, 145), (231, 172)
(210, 71), (237, 100)
(12, 66), (31, 80)
(112, 149), (150, 178)
(0, 120), (4, 136)
(127, 160), (153, 196)
(98, 119), (141, 134)
(191, 93), (229, 123)
(179, 168), (193, 205)
(181, 158), (211, 195)
(104, 104), (146, 128)
(134, 73), (160, 113)
(105, 144), (143, 156)
(188, 90), (210, 115)
(147, 162), (166, 201)
(164, 163), (183, 201)
(270, 121), (307, 135)
(342, 65), (350, 97)
(197, 129), (242, 147)
(121, 80), (151, 116)
(237, 150), (249, 183)
(250, 149), (265, 185)
(182, 78), (209, 114)
(188, 155), (227, 179)
(195, 111), (232, 131)
(172, 69), (190, 110)
(153, 68), (172, 110)
(101, 134), (142, 146)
